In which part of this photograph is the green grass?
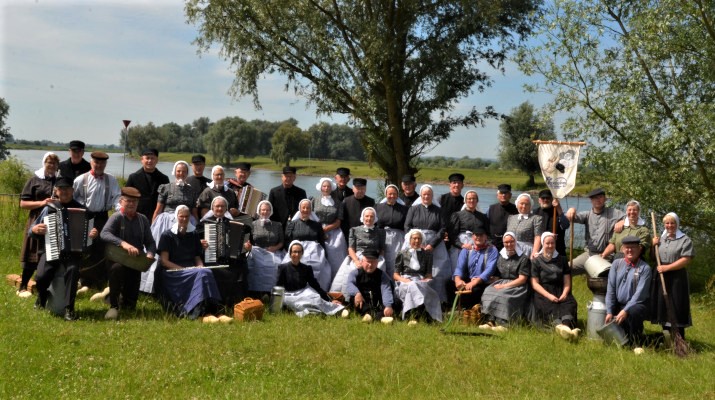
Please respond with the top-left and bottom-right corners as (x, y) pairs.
(1, 197), (714, 399)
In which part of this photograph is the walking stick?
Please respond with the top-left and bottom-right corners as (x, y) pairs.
(569, 213), (575, 267)
(650, 212), (689, 357)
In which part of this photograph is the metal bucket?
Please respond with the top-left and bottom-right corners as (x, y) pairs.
(585, 255), (611, 278)
(597, 320), (629, 347)
(269, 286), (285, 314)
(587, 297), (607, 340)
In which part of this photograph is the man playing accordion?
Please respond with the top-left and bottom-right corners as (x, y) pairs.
(30, 177), (98, 321)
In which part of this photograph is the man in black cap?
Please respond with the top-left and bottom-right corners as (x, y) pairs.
(125, 148), (169, 220)
(29, 177), (99, 321)
(268, 166), (307, 225)
(185, 154), (211, 198)
(399, 174), (419, 206)
(452, 227), (498, 308)
(331, 167), (353, 202)
(439, 172), (465, 232)
(533, 189), (570, 256)
(340, 177), (375, 239)
(73, 151), (122, 288)
(604, 235), (651, 344)
(346, 249), (394, 319)
(100, 186), (156, 320)
(58, 140), (91, 180)
(487, 184), (518, 250)
(566, 188), (625, 275)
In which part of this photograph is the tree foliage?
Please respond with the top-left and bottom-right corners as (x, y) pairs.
(203, 116), (260, 165)
(270, 122), (310, 167)
(186, 0), (539, 184)
(0, 98), (13, 160)
(308, 122), (366, 161)
(498, 102), (555, 187)
(518, 0), (715, 236)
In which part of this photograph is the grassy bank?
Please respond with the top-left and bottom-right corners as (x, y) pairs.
(0, 199), (713, 399)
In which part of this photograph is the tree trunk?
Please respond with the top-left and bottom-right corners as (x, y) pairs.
(527, 173), (535, 188)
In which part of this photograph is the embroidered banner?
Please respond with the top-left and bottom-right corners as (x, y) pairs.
(536, 142), (582, 199)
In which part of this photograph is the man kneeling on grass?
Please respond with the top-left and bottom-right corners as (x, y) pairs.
(30, 177), (98, 321)
(605, 235), (652, 345)
(346, 249), (394, 320)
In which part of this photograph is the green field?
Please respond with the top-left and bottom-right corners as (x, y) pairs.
(0, 197), (713, 399)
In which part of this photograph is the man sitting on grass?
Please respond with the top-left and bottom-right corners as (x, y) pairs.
(346, 249), (394, 320)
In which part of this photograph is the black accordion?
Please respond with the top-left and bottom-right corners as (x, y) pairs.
(204, 220), (247, 263)
(44, 207), (94, 262)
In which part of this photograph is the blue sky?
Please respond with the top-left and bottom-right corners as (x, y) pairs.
(0, 0), (556, 159)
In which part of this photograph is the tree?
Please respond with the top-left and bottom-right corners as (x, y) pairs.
(308, 122), (366, 161)
(203, 116), (257, 165)
(517, 0), (715, 237)
(186, 0), (539, 184)
(270, 122), (310, 167)
(0, 98), (12, 160)
(498, 102), (555, 187)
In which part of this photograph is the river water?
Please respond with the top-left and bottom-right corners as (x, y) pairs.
(10, 149), (592, 242)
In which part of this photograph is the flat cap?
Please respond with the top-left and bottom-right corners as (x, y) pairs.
(587, 188), (606, 198)
(90, 151), (109, 160)
(353, 178), (367, 187)
(142, 148), (159, 157)
(621, 235), (641, 245)
(336, 167), (351, 176)
(191, 154), (206, 163)
(54, 177), (74, 188)
(236, 162), (251, 170)
(497, 184), (512, 193)
(121, 187), (141, 198)
(282, 166), (297, 174)
(69, 140), (85, 150)
(448, 173), (465, 182)
(362, 249), (379, 259)
(539, 189), (553, 199)
(401, 174), (416, 183)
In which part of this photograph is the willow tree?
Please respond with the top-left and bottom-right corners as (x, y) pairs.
(186, 0), (538, 184)
(517, 0), (715, 237)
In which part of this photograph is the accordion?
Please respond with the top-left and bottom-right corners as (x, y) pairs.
(204, 220), (248, 263)
(44, 207), (94, 262)
(236, 186), (267, 218)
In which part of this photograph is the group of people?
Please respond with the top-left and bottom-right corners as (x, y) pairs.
(16, 141), (694, 345)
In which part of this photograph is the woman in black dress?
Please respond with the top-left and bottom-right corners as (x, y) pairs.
(18, 152), (59, 297)
(283, 199), (331, 291)
(247, 200), (285, 296)
(531, 232), (579, 340)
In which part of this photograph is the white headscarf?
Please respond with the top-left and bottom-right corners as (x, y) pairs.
(200, 196), (233, 222)
(406, 229), (426, 271)
(287, 240), (304, 260)
(171, 205), (196, 234)
(315, 177), (336, 206)
(208, 165), (229, 190)
(379, 184), (406, 205)
(411, 184), (441, 207)
(291, 199), (319, 222)
(172, 160), (190, 186)
(256, 200), (273, 222)
(623, 200), (646, 227)
(460, 189), (481, 212)
(662, 212), (685, 239)
(515, 193), (533, 214)
(499, 231), (524, 259)
(35, 152), (57, 179)
(537, 231), (559, 259)
(360, 207), (378, 228)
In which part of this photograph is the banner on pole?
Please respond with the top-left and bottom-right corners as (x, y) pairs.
(536, 142), (583, 199)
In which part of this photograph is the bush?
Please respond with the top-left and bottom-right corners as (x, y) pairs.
(0, 156), (31, 193)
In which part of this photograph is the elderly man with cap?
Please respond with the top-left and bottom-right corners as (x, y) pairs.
(100, 187), (156, 320)
(73, 151), (121, 287)
(399, 174), (419, 207)
(340, 178), (376, 240)
(331, 167), (353, 202)
(346, 248), (395, 319)
(533, 189), (570, 256)
(268, 166), (308, 225)
(453, 227), (498, 308)
(58, 140), (91, 180)
(185, 154), (211, 198)
(125, 148), (170, 220)
(565, 188), (625, 275)
(29, 177), (99, 320)
(487, 184), (518, 250)
(604, 235), (652, 344)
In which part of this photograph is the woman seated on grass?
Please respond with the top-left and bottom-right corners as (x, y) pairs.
(531, 231), (580, 340)
(157, 205), (221, 319)
(393, 229), (442, 322)
(480, 231), (531, 328)
(277, 241), (345, 317)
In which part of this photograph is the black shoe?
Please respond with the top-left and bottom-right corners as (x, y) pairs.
(64, 308), (77, 321)
(34, 297), (45, 310)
